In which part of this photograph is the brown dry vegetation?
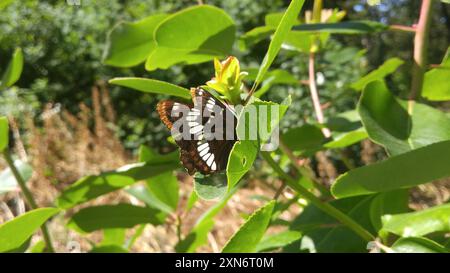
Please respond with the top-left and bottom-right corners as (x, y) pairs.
(1, 86), (449, 252)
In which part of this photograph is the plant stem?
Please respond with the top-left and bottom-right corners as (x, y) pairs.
(409, 0), (433, 102)
(2, 150), (55, 252)
(279, 141), (331, 197)
(389, 24), (416, 33)
(261, 151), (374, 242)
(308, 52), (331, 137)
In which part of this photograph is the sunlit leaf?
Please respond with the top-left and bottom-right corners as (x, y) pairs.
(391, 237), (448, 253)
(0, 116), (9, 152)
(109, 77), (190, 99)
(103, 14), (168, 67)
(1, 48), (23, 89)
(222, 201), (275, 253)
(351, 58), (404, 90)
(0, 208), (60, 253)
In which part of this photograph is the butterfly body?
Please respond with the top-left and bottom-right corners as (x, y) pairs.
(157, 87), (237, 175)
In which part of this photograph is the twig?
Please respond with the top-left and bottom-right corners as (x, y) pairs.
(389, 24), (416, 33)
(2, 150), (55, 252)
(308, 52), (331, 138)
(273, 181), (287, 200)
(261, 151), (374, 242)
(409, 0), (433, 103)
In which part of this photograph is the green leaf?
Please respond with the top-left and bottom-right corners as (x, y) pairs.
(253, 0), (305, 87)
(194, 172), (227, 200)
(422, 47), (450, 101)
(67, 204), (165, 233)
(391, 237), (448, 253)
(109, 77), (190, 99)
(1, 48), (23, 89)
(101, 228), (126, 246)
(256, 230), (302, 252)
(146, 5), (235, 71)
(90, 245), (129, 253)
(369, 190), (409, 232)
(358, 81), (450, 155)
(324, 128), (368, 149)
(332, 140), (450, 198)
(351, 58), (404, 90)
(186, 190), (198, 212)
(56, 151), (180, 209)
(103, 14), (168, 67)
(281, 124), (325, 154)
(28, 240), (46, 253)
(126, 185), (172, 215)
(176, 187), (238, 253)
(0, 159), (33, 195)
(289, 196), (374, 253)
(222, 201), (275, 253)
(381, 203), (450, 237)
(139, 145), (179, 211)
(292, 20), (388, 34)
(0, 0), (14, 10)
(0, 208), (60, 253)
(0, 116), (8, 152)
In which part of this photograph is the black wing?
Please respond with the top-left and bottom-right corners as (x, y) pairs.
(157, 87), (237, 175)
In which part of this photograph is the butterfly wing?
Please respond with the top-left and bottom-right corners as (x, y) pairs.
(157, 87), (237, 175)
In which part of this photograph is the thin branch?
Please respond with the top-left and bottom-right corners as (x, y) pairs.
(308, 52), (331, 137)
(2, 150), (55, 252)
(409, 0), (433, 102)
(261, 151), (374, 242)
(389, 24), (416, 33)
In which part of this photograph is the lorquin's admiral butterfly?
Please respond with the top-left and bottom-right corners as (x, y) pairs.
(157, 87), (237, 175)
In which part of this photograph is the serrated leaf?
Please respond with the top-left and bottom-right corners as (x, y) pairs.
(67, 204), (165, 233)
(0, 208), (60, 253)
(109, 77), (190, 99)
(222, 201), (275, 253)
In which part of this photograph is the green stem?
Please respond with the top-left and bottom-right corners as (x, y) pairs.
(279, 140), (331, 198)
(261, 151), (374, 242)
(2, 150), (55, 252)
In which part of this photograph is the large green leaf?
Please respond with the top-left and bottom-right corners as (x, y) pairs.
(0, 116), (8, 152)
(288, 196), (374, 253)
(175, 186), (238, 253)
(139, 145), (179, 211)
(222, 201), (275, 253)
(0, 159), (32, 195)
(56, 151), (180, 209)
(381, 203), (450, 237)
(194, 172), (228, 200)
(358, 81), (450, 155)
(145, 5), (235, 71)
(253, 0), (305, 87)
(67, 204), (165, 233)
(422, 47), (450, 101)
(369, 190), (409, 232)
(281, 124), (325, 154)
(351, 58), (404, 90)
(1, 48), (23, 89)
(109, 77), (190, 99)
(103, 14), (168, 67)
(0, 208), (60, 253)
(332, 140), (450, 198)
(391, 237), (448, 253)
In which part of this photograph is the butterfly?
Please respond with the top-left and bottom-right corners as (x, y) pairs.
(157, 87), (237, 175)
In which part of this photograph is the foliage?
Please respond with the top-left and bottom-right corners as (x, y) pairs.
(1, 0), (450, 254)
